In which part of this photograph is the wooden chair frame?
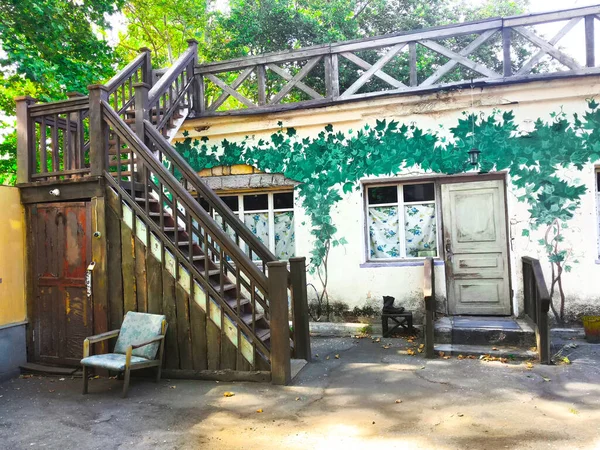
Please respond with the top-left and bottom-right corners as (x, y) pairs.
(82, 319), (168, 398)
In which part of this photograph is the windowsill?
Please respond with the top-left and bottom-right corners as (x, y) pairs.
(360, 259), (445, 268)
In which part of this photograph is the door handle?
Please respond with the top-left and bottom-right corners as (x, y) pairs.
(445, 239), (452, 261)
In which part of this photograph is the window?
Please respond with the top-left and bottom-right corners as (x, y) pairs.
(366, 182), (438, 260)
(218, 191), (295, 260)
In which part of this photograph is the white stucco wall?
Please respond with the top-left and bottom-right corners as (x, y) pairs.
(177, 76), (600, 322)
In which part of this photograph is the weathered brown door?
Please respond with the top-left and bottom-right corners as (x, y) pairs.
(31, 202), (92, 366)
(441, 179), (511, 315)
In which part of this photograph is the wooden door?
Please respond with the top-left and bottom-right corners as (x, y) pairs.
(31, 202), (92, 366)
(441, 179), (511, 315)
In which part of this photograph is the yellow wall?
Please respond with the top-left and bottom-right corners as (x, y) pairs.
(0, 186), (26, 326)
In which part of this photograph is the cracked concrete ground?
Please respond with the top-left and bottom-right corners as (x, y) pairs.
(1, 337), (600, 450)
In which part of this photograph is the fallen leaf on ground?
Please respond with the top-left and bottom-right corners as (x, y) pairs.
(438, 351), (445, 357)
(407, 339), (414, 343)
(457, 354), (464, 360)
(417, 348), (423, 353)
(542, 377), (551, 382)
(169, 385), (177, 389)
(295, 397), (301, 401)
(19, 374), (33, 379)
(92, 375), (100, 379)
(419, 344), (424, 350)
(59, 378), (65, 381)
(526, 362), (534, 370)
(562, 357), (571, 365)
(406, 349), (416, 356)
(530, 346), (537, 352)
(395, 399), (402, 404)
(48, 390), (55, 393)
(382, 345), (391, 349)
(569, 407), (579, 415)
(443, 356), (451, 360)
(374, 338), (381, 343)
(457, 413), (464, 417)
(335, 354), (340, 359)
(256, 409), (263, 413)
(326, 356), (330, 360)
(223, 392), (235, 397)
(314, 354), (319, 358)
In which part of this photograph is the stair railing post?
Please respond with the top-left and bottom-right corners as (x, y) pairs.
(267, 261), (291, 385)
(15, 96), (36, 184)
(133, 82), (150, 143)
(139, 47), (153, 86)
(88, 85), (109, 177)
(186, 39), (203, 116)
(289, 257), (311, 361)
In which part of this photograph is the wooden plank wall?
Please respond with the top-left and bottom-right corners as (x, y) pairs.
(105, 190), (263, 375)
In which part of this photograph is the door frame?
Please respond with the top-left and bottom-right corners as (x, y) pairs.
(438, 172), (513, 316)
(26, 200), (93, 366)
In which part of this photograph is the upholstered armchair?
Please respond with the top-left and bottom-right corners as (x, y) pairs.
(81, 311), (167, 397)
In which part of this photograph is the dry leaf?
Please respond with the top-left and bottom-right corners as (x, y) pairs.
(407, 339), (414, 343)
(542, 377), (551, 382)
(295, 397), (301, 401)
(20, 374), (33, 379)
(417, 348), (423, 353)
(48, 390), (55, 393)
(395, 399), (402, 404)
(326, 356), (330, 360)
(457, 354), (464, 360)
(223, 391), (235, 397)
(419, 344), (424, 350)
(407, 349), (416, 356)
(335, 354), (340, 359)
(438, 351), (445, 357)
(169, 385), (177, 389)
(382, 345), (391, 349)
(256, 409), (263, 413)
(492, 347), (499, 351)
(526, 362), (533, 370)
(314, 354), (319, 358)
(443, 356), (451, 360)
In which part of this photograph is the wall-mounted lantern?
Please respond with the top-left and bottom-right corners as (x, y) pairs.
(468, 147), (481, 166)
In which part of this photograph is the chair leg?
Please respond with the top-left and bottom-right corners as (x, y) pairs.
(122, 367), (131, 398)
(155, 364), (162, 383)
(82, 366), (89, 395)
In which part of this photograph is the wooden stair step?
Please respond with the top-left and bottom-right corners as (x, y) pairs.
(241, 312), (264, 325)
(109, 158), (134, 166)
(200, 269), (221, 277)
(255, 328), (270, 341)
(225, 297), (250, 309)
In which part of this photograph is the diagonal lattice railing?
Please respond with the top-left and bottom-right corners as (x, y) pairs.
(193, 6), (600, 115)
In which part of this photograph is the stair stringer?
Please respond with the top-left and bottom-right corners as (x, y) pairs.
(106, 185), (260, 370)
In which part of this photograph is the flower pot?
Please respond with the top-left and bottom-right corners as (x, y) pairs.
(582, 316), (600, 343)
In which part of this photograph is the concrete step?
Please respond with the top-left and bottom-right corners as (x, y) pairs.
(435, 316), (536, 347)
(434, 343), (538, 360)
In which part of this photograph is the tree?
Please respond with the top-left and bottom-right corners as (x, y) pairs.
(0, 0), (123, 184)
(116, 0), (208, 67)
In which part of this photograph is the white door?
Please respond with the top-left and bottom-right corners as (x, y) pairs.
(441, 179), (511, 315)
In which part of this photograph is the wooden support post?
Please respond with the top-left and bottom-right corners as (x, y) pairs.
(328, 54), (340, 99)
(289, 257), (311, 362)
(267, 261), (291, 385)
(187, 39), (203, 116)
(133, 82), (150, 142)
(15, 96), (36, 184)
(585, 15), (595, 67)
(257, 65), (267, 105)
(423, 257), (435, 359)
(502, 27), (512, 77)
(538, 289), (551, 364)
(91, 196), (109, 353)
(139, 47), (153, 86)
(409, 42), (418, 87)
(88, 85), (109, 177)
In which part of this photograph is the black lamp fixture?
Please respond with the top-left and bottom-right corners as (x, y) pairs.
(468, 147), (481, 166)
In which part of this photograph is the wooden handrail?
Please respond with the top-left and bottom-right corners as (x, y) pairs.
(144, 122), (277, 265)
(106, 51), (149, 94)
(102, 101), (269, 293)
(522, 256), (551, 364)
(148, 47), (195, 106)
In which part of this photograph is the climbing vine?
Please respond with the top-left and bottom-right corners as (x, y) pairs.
(176, 100), (600, 322)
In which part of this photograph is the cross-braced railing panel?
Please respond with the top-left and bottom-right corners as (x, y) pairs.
(194, 6), (600, 115)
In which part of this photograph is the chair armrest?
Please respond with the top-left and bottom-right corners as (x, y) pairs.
(131, 335), (164, 350)
(86, 329), (120, 344)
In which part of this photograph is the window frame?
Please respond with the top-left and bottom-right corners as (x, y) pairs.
(218, 189), (295, 258)
(363, 180), (441, 262)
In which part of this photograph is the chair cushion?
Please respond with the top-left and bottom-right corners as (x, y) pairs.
(80, 353), (150, 371)
(114, 311), (166, 359)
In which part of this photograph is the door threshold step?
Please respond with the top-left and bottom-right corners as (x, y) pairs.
(434, 344), (538, 360)
(20, 362), (80, 376)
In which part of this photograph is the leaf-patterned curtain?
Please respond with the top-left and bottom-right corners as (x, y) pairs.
(368, 206), (400, 258)
(404, 204), (437, 257)
(244, 212), (269, 260)
(274, 211), (295, 260)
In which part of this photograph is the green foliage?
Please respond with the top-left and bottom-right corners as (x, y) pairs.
(177, 100), (600, 318)
(0, 0), (123, 184)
